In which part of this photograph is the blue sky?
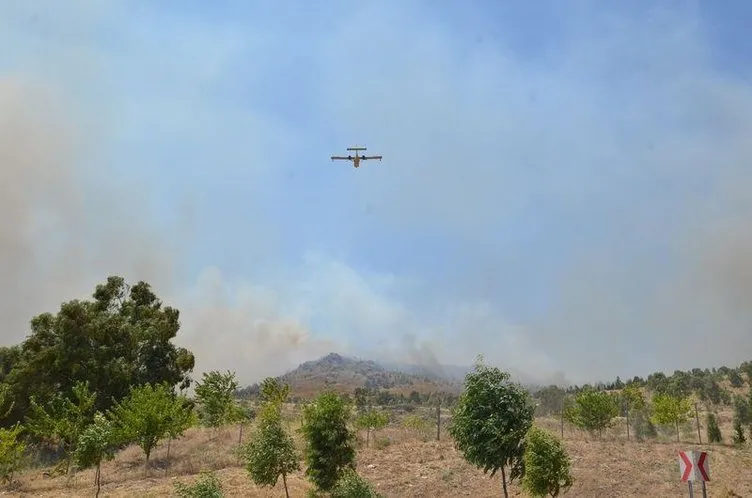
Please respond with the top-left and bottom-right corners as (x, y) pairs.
(3, 1), (752, 385)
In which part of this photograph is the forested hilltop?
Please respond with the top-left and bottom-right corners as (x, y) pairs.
(0, 276), (750, 497)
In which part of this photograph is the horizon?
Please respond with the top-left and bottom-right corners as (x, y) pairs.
(3, 1), (752, 387)
(239, 350), (744, 390)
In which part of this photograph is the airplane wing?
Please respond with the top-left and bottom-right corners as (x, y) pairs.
(361, 155), (383, 160)
(330, 156), (351, 161)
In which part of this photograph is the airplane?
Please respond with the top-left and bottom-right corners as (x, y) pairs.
(330, 146), (382, 168)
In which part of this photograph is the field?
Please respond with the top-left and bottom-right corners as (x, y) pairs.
(8, 404), (752, 497)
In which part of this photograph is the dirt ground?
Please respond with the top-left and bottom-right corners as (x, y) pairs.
(5, 411), (752, 497)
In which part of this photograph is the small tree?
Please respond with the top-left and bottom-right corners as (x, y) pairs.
(300, 392), (356, 493)
(650, 393), (692, 442)
(448, 357), (535, 498)
(75, 412), (116, 498)
(0, 423), (25, 485)
(355, 409), (389, 448)
(733, 416), (746, 445)
(564, 389), (618, 438)
(260, 377), (290, 405)
(706, 412), (722, 443)
(243, 389), (299, 498)
(26, 380), (97, 474)
(108, 383), (193, 470)
(522, 427), (574, 497)
(194, 370), (240, 429)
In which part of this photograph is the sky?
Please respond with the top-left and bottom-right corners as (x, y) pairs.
(2, 0), (752, 386)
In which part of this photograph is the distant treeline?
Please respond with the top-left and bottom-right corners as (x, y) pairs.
(532, 363), (752, 417)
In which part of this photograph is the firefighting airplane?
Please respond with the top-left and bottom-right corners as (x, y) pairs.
(330, 146), (382, 168)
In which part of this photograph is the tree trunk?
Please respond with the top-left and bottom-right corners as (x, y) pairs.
(366, 428), (371, 448)
(500, 465), (508, 498)
(95, 464), (101, 498)
(167, 438), (172, 460)
(436, 402), (441, 441)
(238, 423), (243, 444)
(675, 420), (680, 443)
(282, 472), (290, 498)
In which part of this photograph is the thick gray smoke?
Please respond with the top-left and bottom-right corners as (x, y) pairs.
(0, 78), (178, 343)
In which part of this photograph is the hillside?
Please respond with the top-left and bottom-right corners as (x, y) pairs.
(238, 353), (463, 401)
(15, 403), (752, 497)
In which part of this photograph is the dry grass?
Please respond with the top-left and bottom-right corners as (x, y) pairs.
(4, 406), (752, 497)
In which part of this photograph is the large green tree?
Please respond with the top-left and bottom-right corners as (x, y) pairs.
(2, 276), (195, 425)
(449, 357), (535, 498)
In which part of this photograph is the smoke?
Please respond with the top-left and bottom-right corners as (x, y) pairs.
(6, 2), (752, 390)
(0, 76), (178, 342)
(173, 267), (338, 383)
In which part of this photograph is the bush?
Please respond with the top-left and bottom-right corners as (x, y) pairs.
(522, 427), (573, 497)
(330, 469), (382, 498)
(174, 470), (224, 498)
(0, 424), (25, 485)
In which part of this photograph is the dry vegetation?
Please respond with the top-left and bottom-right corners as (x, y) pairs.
(7, 404), (752, 497)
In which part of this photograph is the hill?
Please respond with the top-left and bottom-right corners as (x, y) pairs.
(237, 352), (463, 401)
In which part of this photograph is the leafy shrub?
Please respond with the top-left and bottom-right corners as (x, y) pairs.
(0, 424), (25, 485)
(174, 470), (224, 498)
(330, 469), (382, 498)
(522, 427), (573, 497)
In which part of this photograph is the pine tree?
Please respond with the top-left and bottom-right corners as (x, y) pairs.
(706, 412), (722, 443)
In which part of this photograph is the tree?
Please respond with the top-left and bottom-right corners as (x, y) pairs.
(622, 384), (645, 411)
(260, 377), (290, 406)
(75, 412), (116, 498)
(564, 389), (618, 438)
(733, 416), (746, 445)
(242, 380), (299, 498)
(2, 276), (195, 425)
(448, 357), (535, 498)
(522, 427), (574, 497)
(194, 370), (240, 428)
(243, 406), (299, 497)
(300, 392), (356, 492)
(650, 393), (692, 442)
(108, 383), (193, 470)
(706, 412), (722, 443)
(728, 369), (744, 388)
(26, 380), (97, 475)
(0, 423), (25, 485)
(355, 409), (389, 448)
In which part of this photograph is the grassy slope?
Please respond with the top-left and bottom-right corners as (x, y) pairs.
(11, 404), (752, 497)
